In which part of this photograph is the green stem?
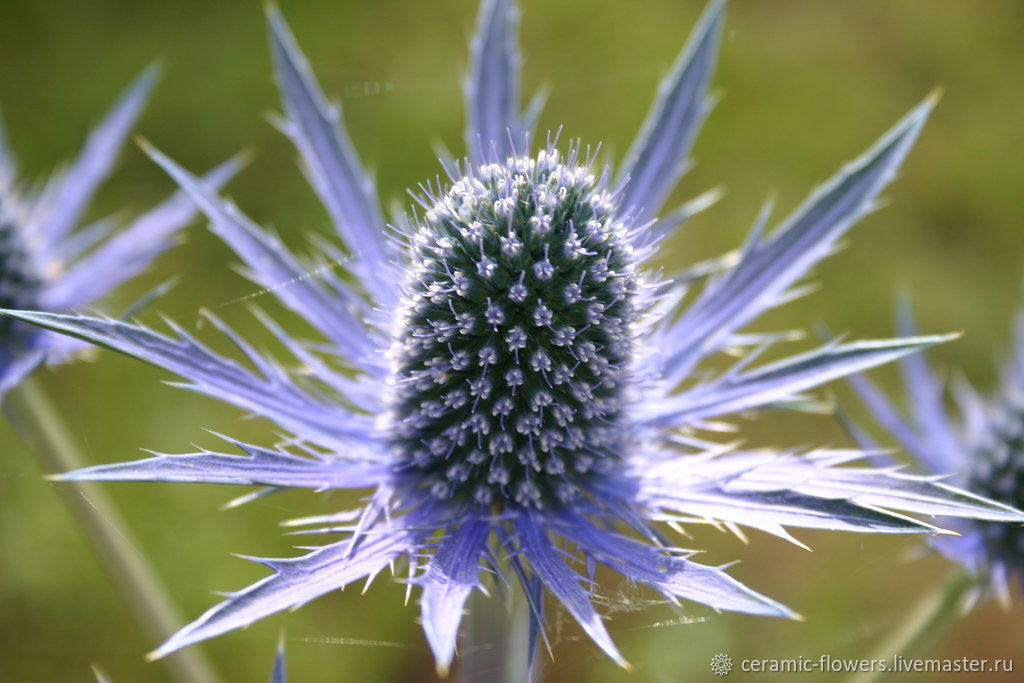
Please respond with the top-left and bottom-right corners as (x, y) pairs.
(846, 570), (974, 683)
(460, 591), (532, 683)
(7, 376), (220, 683)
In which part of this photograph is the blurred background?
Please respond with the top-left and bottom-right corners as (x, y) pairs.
(1, 0), (1022, 680)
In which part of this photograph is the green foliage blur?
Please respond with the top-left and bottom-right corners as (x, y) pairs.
(1, 1), (1022, 680)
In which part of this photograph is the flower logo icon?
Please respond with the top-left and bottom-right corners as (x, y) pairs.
(710, 653), (734, 676)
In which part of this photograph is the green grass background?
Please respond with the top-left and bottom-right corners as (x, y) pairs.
(1, 0), (1022, 680)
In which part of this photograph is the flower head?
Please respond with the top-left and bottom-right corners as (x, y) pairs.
(7, 0), (1023, 673)
(848, 294), (1024, 605)
(0, 212), (40, 341)
(392, 148), (642, 507)
(0, 68), (238, 399)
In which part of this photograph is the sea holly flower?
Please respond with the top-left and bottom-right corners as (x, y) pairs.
(0, 67), (238, 400)
(6, 0), (1023, 673)
(847, 295), (1024, 607)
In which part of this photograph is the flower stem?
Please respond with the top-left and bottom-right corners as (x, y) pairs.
(7, 376), (220, 683)
(460, 591), (532, 683)
(846, 570), (974, 683)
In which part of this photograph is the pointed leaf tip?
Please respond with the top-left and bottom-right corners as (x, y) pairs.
(134, 134), (153, 152)
(644, 334), (959, 426)
(264, 1), (393, 303)
(28, 62), (161, 246)
(656, 90), (940, 388)
(122, 63), (161, 103)
(270, 633), (287, 683)
(617, 0), (724, 219)
(465, 0), (525, 164)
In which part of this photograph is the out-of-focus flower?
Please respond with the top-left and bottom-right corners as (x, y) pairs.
(0, 66), (238, 399)
(848, 294), (1024, 607)
(8, 0), (1022, 673)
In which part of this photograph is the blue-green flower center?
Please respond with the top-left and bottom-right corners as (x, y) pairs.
(0, 217), (39, 339)
(967, 395), (1024, 571)
(388, 150), (640, 507)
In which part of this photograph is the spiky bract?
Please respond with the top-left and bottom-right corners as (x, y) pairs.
(850, 297), (1024, 604)
(0, 68), (238, 398)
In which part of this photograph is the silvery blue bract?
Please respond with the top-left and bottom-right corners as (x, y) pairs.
(8, 0), (1022, 673)
(850, 295), (1024, 607)
(0, 68), (238, 399)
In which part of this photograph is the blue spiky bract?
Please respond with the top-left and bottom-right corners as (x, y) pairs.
(7, 0), (1024, 674)
(0, 66), (240, 399)
(850, 295), (1024, 605)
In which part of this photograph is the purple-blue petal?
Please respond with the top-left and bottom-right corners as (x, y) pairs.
(641, 335), (954, 426)
(29, 65), (158, 251)
(465, 0), (523, 165)
(419, 516), (491, 674)
(149, 516), (430, 660)
(55, 441), (384, 490)
(617, 0), (723, 224)
(0, 310), (375, 447)
(266, 6), (395, 306)
(0, 346), (45, 402)
(626, 480), (941, 540)
(140, 143), (379, 372)
(269, 640), (286, 683)
(41, 156), (243, 311)
(847, 372), (936, 466)
(626, 450), (1024, 541)
(554, 510), (794, 618)
(656, 96), (936, 388)
(894, 297), (964, 472)
(515, 511), (629, 669)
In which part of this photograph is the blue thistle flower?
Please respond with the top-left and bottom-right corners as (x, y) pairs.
(6, 0), (1023, 672)
(848, 294), (1024, 606)
(0, 67), (239, 400)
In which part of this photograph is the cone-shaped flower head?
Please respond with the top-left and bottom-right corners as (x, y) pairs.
(850, 295), (1024, 605)
(7, 0), (1024, 673)
(392, 150), (641, 507)
(0, 69), (239, 399)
